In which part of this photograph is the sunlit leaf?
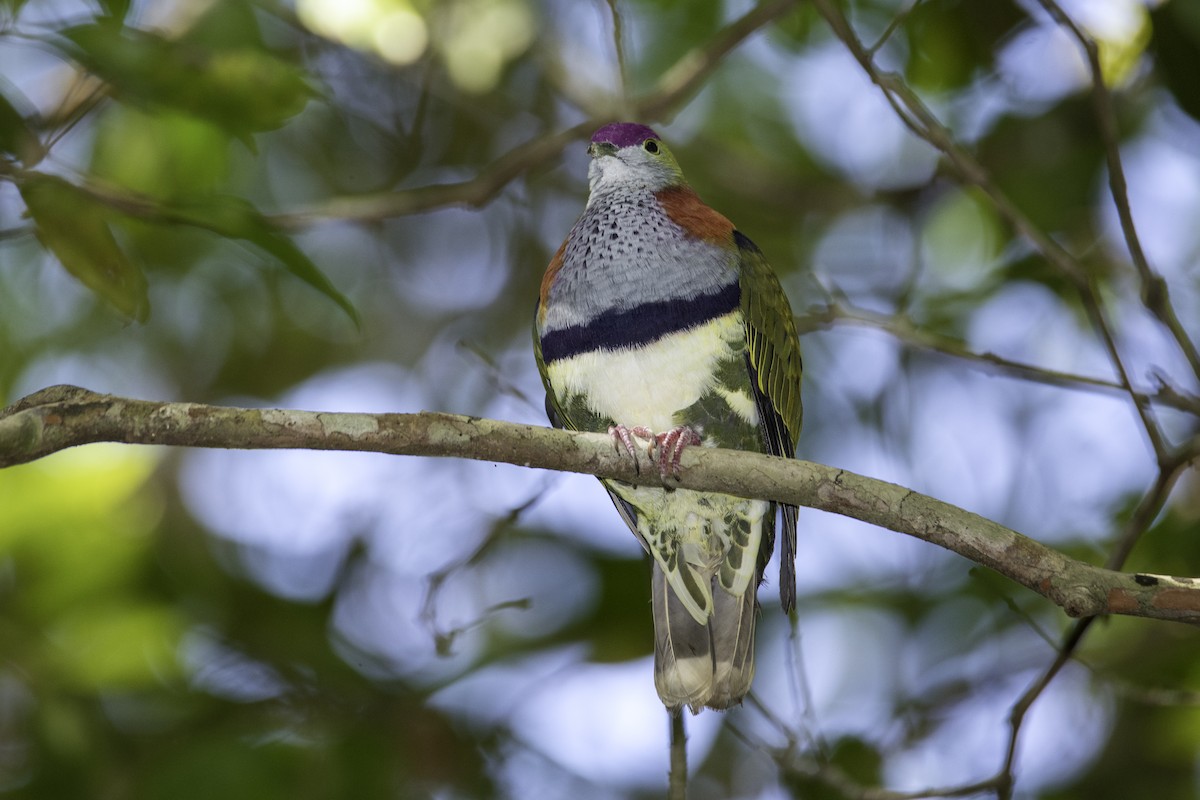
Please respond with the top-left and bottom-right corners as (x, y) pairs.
(1093, 2), (1152, 87)
(19, 173), (149, 321)
(0, 444), (158, 544)
(91, 107), (230, 200)
(0, 445), (161, 616)
(48, 601), (184, 689)
(2, 1), (1200, 797)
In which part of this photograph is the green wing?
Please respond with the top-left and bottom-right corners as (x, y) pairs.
(735, 230), (803, 613)
(532, 316), (601, 434)
(532, 319), (565, 429)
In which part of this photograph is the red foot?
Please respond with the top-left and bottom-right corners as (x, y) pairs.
(609, 424), (654, 474)
(652, 426), (702, 481)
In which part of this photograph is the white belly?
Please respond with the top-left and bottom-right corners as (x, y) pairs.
(545, 313), (751, 431)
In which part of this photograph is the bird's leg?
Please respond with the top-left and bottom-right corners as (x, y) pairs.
(609, 424), (655, 475)
(652, 426), (702, 481)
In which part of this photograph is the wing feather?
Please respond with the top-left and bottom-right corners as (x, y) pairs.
(735, 230), (803, 613)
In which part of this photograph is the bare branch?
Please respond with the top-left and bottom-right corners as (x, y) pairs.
(802, 302), (1200, 413)
(3, 1), (798, 233)
(668, 710), (687, 800)
(636, 0), (800, 121)
(271, 0), (800, 228)
(809, 0), (1167, 460)
(4, 385), (1200, 625)
(769, 748), (1006, 800)
(1038, 0), (1200, 385)
(996, 441), (1190, 798)
(866, 0), (920, 56)
(734, 700), (1009, 800)
(269, 123), (593, 228)
(604, 0), (631, 109)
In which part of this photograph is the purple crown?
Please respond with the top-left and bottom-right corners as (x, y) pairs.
(591, 122), (660, 148)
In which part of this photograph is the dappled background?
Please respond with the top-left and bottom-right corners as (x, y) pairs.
(3, 0), (1200, 797)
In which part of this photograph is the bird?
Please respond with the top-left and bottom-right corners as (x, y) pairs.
(533, 122), (803, 713)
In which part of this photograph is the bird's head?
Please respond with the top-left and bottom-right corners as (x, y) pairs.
(585, 122), (686, 198)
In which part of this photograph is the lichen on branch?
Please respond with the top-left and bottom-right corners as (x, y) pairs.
(3, 384), (1199, 625)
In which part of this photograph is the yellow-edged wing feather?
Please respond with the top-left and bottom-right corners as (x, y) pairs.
(735, 230), (803, 612)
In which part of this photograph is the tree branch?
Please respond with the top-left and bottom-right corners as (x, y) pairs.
(3, 1), (799, 233)
(267, 123), (593, 228)
(809, 0), (1168, 460)
(1037, 0), (1200, 386)
(996, 432), (1192, 798)
(636, 0), (800, 121)
(270, 0), (800, 228)
(3, 385), (1199, 624)
(668, 710), (687, 800)
(801, 301), (1200, 414)
(772, 752), (1006, 800)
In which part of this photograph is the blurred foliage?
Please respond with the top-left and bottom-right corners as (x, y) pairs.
(1, 0), (1200, 798)
(19, 173), (150, 321)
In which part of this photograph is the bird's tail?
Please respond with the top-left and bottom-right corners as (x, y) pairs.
(652, 561), (757, 713)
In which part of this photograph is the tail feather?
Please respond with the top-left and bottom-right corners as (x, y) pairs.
(652, 561), (757, 713)
(709, 573), (756, 708)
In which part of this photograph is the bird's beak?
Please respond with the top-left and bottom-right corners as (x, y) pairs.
(587, 141), (618, 159)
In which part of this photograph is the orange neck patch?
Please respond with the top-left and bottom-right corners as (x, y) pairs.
(538, 239), (568, 311)
(655, 185), (735, 245)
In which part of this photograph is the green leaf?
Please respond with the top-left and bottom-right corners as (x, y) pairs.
(59, 23), (313, 138)
(97, 0), (131, 23)
(169, 196), (360, 328)
(49, 601), (184, 689)
(19, 174), (149, 321)
(905, 0), (1025, 91)
(1150, 0), (1200, 124)
(0, 444), (160, 616)
(0, 0), (29, 18)
(783, 737), (886, 800)
(0, 80), (42, 164)
(91, 107), (230, 200)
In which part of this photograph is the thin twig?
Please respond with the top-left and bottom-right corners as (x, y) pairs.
(1078, 279), (1167, 458)
(636, 0), (800, 121)
(741, 692), (1005, 799)
(984, 6), (1200, 786)
(9, 0), (798, 231)
(420, 487), (547, 654)
(604, 0), (630, 110)
(268, 123), (593, 227)
(0, 224), (33, 242)
(1104, 450), (1196, 573)
(867, 0), (921, 55)
(996, 452), (1192, 798)
(1037, 0), (1200, 386)
(801, 302), (1200, 413)
(805, 5), (1191, 796)
(270, 0), (800, 228)
(809, 0), (1167, 460)
(772, 748), (1005, 800)
(669, 709), (687, 800)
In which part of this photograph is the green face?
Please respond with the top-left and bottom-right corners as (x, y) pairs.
(587, 136), (687, 195)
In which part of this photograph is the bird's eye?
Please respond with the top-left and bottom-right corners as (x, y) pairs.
(644, 140), (660, 154)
